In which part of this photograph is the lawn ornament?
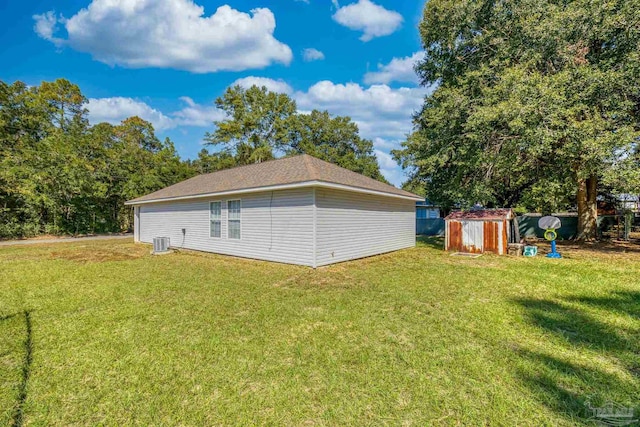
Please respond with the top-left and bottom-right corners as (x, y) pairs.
(538, 216), (562, 259)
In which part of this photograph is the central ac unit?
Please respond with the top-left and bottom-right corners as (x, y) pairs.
(153, 237), (170, 254)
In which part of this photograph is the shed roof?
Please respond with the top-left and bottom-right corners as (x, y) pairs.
(445, 209), (514, 221)
(126, 154), (422, 205)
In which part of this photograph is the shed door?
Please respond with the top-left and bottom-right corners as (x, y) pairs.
(462, 221), (483, 253)
(447, 221), (462, 251)
(483, 221), (499, 254)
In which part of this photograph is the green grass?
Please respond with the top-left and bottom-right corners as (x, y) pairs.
(1, 238), (638, 426)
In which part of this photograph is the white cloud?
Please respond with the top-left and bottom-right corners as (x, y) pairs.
(295, 81), (427, 140)
(33, 11), (63, 45)
(172, 97), (226, 127)
(375, 149), (397, 169)
(373, 137), (399, 150)
(231, 77), (293, 95)
(34, 0), (292, 73)
(302, 48), (325, 62)
(380, 165), (406, 186)
(364, 51), (425, 85)
(294, 80), (428, 186)
(374, 149), (405, 185)
(332, 0), (403, 42)
(86, 96), (224, 130)
(87, 97), (176, 130)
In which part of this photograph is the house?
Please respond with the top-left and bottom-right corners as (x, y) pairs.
(416, 200), (440, 219)
(415, 200), (445, 236)
(445, 209), (517, 255)
(126, 155), (423, 267)
(617, 194), (640, 212)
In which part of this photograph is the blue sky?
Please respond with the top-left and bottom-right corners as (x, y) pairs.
(0, 0), (429, 186)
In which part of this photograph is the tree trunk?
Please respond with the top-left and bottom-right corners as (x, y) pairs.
(576, 175), (598, 240)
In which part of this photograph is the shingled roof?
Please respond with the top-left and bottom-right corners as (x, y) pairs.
(126, 154), (422, 204)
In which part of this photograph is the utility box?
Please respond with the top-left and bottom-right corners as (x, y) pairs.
(152, 237), (170, 254)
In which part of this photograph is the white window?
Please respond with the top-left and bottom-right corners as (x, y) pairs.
(210, 201), (221, 238)
(227, 200), (241, 239)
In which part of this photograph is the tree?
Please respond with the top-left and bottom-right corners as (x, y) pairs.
(187, 149), (238, 175)
(206, 85), (297, 164)
(0, 81), (47, 236)
(101, 117), (193, 231)
(0, 79), (92, 235)
(205, 85), (387, 182)
(38, 79), (88, 131)
(0, 78), (195, 238)
(287, 110), (387, 182)
(394, 0), (640, 239)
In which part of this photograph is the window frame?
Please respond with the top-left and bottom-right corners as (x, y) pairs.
(209, 201), (222, 238)
(227, 199), (242, 240)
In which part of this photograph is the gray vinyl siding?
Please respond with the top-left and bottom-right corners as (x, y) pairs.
(315, 188), (415, 266)
(138, 188), (314, 266)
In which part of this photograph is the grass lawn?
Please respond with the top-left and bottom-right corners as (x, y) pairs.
(1, 238), (638, 426)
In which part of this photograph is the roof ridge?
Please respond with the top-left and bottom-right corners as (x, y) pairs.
(302, 154), (320, 180)
(199, 154), (306, 179)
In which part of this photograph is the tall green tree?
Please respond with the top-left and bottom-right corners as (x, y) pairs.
(206, 85), (297, 164)
(206, 85), (387, 182)
(187, 149), (238, 175)
(0, 81), (46, 236)
(96, 117), (193, 231)
(39, 79), (88, 131)
(36, 79), (94, 233)
(1, 79), (92, 235)
(287, 110), (387, 182)
(394, 0), (640, 239)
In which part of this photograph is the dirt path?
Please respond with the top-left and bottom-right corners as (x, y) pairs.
(0, 234), (133, 247)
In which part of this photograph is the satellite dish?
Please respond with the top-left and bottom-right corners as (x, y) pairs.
(538, 215), (561, 230)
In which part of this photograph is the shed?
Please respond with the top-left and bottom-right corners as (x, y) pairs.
(444, 209), (516, 255)
(125, 154), (423, 267)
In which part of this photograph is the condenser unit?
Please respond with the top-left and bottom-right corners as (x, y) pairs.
(152, 237), (170, 254)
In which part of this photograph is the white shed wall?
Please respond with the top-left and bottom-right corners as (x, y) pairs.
(315, 188), (415, 266)
(137, 188), (315, 266)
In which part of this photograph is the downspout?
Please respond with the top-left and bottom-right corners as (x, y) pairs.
(312, 187), (317, 268)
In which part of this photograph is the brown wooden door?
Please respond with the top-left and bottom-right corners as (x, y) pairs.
(483, 221), (499, 254)
(448, 221), (462, 251)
